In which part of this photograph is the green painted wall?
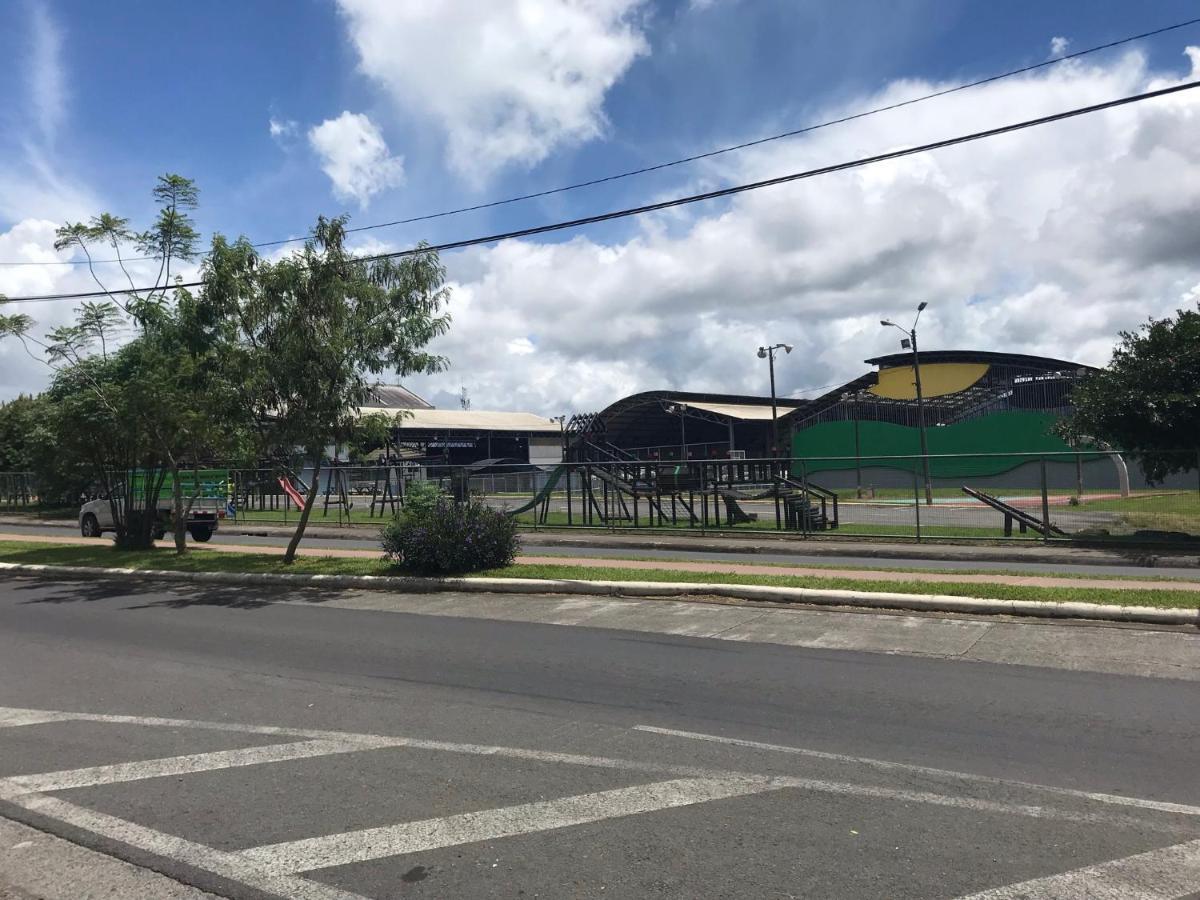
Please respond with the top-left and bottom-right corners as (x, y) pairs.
(791, 412), (1092, 477)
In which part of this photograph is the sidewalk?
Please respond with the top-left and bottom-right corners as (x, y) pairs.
(2, 531), (1196, 593)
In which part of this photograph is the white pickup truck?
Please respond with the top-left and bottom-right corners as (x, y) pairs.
(79, 494), (225, 542)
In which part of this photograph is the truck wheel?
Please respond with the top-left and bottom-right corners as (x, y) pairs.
(188, 525), (213, 543)
(81, 514), (100, 538)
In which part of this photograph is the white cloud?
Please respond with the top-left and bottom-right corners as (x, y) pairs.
(307, 111), (405, 208)
(506, 337), (536, 355)
(26, 3), (66, 149)
(334, 0), (648, 182)
(1050, 36), (1070, 57)
(269, 117), (299, 143)
(400, 47), (1200, 417)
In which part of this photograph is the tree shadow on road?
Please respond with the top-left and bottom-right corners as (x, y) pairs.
(10, 576), (344, 610)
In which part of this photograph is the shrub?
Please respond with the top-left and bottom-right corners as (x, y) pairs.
(381, 494), (520, 575)
(401, 479), (445, 518)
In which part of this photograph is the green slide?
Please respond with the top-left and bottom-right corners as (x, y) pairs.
(504, 465), (567, 518)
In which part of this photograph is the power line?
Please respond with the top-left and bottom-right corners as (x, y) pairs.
(2, 14), (1197, 270)
(3, 77), (1198, 305)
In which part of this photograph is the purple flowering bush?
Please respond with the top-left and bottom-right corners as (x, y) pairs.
(381, 494), (520, 575)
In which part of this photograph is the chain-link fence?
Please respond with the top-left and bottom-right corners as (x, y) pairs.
(2, 452), (1198, 543)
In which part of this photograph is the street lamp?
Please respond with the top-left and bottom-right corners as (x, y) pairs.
(841, 390), (863, 497)
(881, 302), (932, 505)
(757, 343), (792, 459)
(663, 403), (687, 461)
(551, 415), (567, 460)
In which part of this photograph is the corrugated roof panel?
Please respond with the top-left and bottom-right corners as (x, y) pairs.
(359, 407), (561, 432)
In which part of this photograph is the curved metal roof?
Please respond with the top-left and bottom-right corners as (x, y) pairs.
(864, 350), (1093, 371)
(584, 390), (808, 447)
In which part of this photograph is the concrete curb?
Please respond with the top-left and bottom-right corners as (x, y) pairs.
(1, 561), (1195, 627)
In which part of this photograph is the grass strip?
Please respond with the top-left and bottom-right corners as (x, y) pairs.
(0, 540), (1196, 611)
(478, 563), (1200, 610)
(518, 551), (1200, 583)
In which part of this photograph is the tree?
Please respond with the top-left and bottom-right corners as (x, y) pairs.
(346, 411), (401, 462)
(77, 301), (126, 359)
(1060, 302), (1200, 483)
(0, 393), (92, 507)
(0, 395), (40, 471)
(205, 216), (451, 562)
(1, 175), (250, 551)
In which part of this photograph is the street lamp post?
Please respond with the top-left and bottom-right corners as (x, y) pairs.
(841, 391), (862, 497)
(881, 303), (933, 506)
(757, 343), (793, 459)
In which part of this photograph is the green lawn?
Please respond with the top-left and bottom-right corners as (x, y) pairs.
(0, 540), (1194, 610)
(1072, 491), (1200, 535)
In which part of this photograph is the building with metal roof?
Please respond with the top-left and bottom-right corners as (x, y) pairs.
(567, 391), (808, 462)
(358, 387), (563, 467)
(783, 349), (1096, 479)
(566, 351), (1094, 470)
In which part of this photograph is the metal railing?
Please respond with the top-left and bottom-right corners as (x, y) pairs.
(2, 451), (1198, 544)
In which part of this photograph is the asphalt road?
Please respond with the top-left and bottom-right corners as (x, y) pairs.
(6, 521), (1200, 579)
(0, 576), (1197, 899)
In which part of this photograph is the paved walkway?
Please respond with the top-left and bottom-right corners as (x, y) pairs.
(3, 532), (1198, 594)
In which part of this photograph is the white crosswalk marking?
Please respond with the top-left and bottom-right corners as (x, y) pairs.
(7, 738), (394, 793)
(1, 790), (369, 900)
(957, 837), (1200, 899)
(0, 709), (72, 728)
(0, 705), (1197, 900)
(235, 776), (781, 875)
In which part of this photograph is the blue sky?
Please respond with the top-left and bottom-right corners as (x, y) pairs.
(3, 1), (1200, 411)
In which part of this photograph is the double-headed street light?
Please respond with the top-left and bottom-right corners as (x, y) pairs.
(757, 343), (792, 459)
(881, 302), (933, 506)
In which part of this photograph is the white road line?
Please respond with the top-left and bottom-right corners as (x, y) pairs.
(7, 738), (390, 793)
(634, 725), (1200, 818)
(957, 837), (1200, 899)
(0, 705), (723, 780)
(0, 709), (73, 728)
(765, 776), (1178, 833)
(0, 788), (369, 900)
(236, 777), (779, 875)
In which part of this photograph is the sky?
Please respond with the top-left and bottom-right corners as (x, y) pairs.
(2, 0), (1200, 414)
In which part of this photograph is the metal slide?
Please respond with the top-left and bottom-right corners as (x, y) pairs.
(277, 477), (307, 509)
(961, 485), (1066, 537)
(503, 465), (568, 522)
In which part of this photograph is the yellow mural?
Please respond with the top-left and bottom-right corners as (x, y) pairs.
(869, 362), (989, 400)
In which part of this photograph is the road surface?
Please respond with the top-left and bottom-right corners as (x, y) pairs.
(0, 576), (1197, 899)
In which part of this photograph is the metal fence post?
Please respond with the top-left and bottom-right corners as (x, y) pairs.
(913, 467), (921, 543)
(565, 466), (573, 527)
(1040, 456), (1051, 543)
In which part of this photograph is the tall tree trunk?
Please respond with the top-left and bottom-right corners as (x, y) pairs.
(284, 451), (322, 564)
(171, 461), (187, 554)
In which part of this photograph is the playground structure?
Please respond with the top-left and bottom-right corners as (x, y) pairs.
(961, 486), (1066, 537)
(233, 464), (415, 523)
(534, 444), (841, 532)
(0, 447), (1194, 542)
